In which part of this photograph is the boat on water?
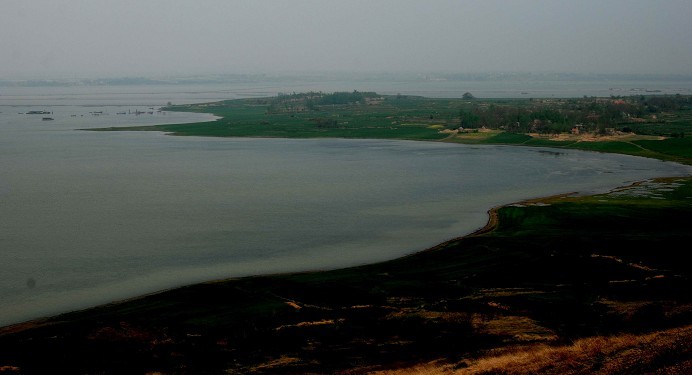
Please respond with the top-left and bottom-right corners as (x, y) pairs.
(42, 117), (54, 121)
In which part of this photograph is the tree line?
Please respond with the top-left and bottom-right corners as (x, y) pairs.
(267, 91), (379, 113)
(457, 94), (692, 135)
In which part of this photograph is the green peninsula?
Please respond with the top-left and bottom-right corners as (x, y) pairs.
(100, 91), (692, 164)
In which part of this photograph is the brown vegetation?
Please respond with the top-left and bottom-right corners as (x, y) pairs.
(367, 325), (692, 375)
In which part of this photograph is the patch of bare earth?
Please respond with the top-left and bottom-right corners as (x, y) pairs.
(528, 132), (664, 142)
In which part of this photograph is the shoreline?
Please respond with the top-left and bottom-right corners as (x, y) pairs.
(0, 187), (629, 333)
(4, 143), (682, 331)
(0, 195), (513, 332)
(0, 190), (568, 332)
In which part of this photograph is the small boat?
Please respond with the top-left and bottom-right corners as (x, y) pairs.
(42, 117), (54, 121)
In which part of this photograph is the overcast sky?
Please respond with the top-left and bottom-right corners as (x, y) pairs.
(2, 0), (691, 79)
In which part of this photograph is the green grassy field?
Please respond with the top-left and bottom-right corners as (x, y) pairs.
(2, 93), (690, 374)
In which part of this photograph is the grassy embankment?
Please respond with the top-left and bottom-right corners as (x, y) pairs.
(1, 94), (691, 374)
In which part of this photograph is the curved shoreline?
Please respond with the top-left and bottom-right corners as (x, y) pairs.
(0, 190), (564, 332)
(1, 132), (689, 331)
(0, 187), (618, 334)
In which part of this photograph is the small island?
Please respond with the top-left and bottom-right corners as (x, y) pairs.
(3, 92), (692, 374)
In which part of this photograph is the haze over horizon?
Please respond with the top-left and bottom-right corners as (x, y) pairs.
(1, 0), (691, 80)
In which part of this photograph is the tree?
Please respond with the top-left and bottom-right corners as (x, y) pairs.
(459, 109), (480, 128)
(462, 92), (475, 100)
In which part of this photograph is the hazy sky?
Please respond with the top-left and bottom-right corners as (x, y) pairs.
(2, 0), (691, 78)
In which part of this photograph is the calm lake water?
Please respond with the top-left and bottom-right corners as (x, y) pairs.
(2, 82), (692, 326)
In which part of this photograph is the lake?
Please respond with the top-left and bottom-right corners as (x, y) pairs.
(2, 83), (692, 326)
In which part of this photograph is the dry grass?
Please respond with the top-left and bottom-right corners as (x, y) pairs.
(275, 319), (342, 331)
(247, 355), (303, 372)
(366, 325), (692, 375)
(471, 315), (558, 343)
